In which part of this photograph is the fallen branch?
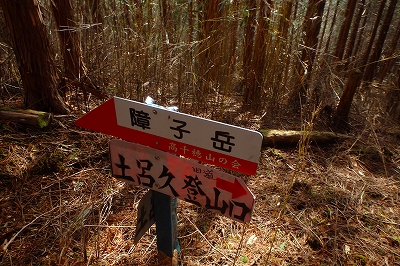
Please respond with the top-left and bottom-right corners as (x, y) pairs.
(0, 107), (53, 128)
(260, 129), (351, 147)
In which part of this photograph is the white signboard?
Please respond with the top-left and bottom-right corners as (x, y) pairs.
(114, 97), (263, 168)
(75, 97), (263, 174)
(109, 139), (255, 223)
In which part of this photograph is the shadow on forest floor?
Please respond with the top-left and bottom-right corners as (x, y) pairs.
(1, 95), (400, 265)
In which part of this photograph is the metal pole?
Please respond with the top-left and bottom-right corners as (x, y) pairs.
(153, 191), (180, 265)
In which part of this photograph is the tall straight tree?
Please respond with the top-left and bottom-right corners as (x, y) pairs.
(243, 0), (273, 111)
(51, 0), (87, 82)
(242, 0), (257, 108)
(204, 0), (223, 84)
(52, 0), (104, 102)
(363, 0), (398, 83)
(196, 0), (223, 106)
(350, 1), (370, 60)
(289, 0), (326, 108)
(387, 62), (400, 121)
(334, 0), (358, 60)
(0, 0), (69, 114)
(324, 0), (340, 53)
(159, 0), (175, 43)
(378, 19), (400, 82)
(221, 0), (239, 98)
(335, 0), (387, 129)
(89, 0), (101, 24)
(343, 0), (365, 60)
(280, 0), (295, 89)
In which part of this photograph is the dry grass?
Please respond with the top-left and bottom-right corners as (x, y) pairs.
(1, 0), (400, 264)
(1, 95), (400, 266)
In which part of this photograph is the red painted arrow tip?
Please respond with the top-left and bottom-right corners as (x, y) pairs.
(233, 178), (247, 198)
(216, 178), (248, 199)
(75, 97), (116, 130)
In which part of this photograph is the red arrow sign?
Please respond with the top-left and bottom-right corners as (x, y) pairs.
(75, 97), (262, 175)
(216, 178), (247, 199)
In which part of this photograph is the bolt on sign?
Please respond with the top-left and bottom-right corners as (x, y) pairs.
(75, 97), (263, 175)
(109, 139), (255, 223)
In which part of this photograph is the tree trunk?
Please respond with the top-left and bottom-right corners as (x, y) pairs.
(289, 0), (326, 108)
(0, 0), (69, 114)
(278, 0), (293, 39)
(324, 0), (340, 53)
(363, 0), (397, 83)
(386, 62), (400, 121)
(280, 0), (294, 90)
(300, 0), (326, 69)
(89, 0), (101, 24)
(196, 0), (223, 107)
(343, 0), (365, 61)
(348, 1), (372, 58)
(51, 0), (104, 103)
(224, 0), (239, 98)
(242, 0), (257, 106)
(160, 0), (175, 44)
(188, 0), (194, 43)
(206, 0), (223, 84)
(334, 0), (387, 130)
(243, 0), (273, 111)
(334, 0), (358, 60)
(334, 70), (363, 130)
(378, 19), (400, 83)
(51, 0), (87, 81)
(318, 0), (331, 53)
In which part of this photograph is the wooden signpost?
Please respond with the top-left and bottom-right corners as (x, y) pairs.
(75, 97), (262, 265)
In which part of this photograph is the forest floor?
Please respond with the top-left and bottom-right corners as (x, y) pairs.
(1, 93), (400, 266)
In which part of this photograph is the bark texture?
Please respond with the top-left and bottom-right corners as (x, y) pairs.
(334, 0), (358, 60)
(334, 0), (387, 130)
(0, 0), (69, 114)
